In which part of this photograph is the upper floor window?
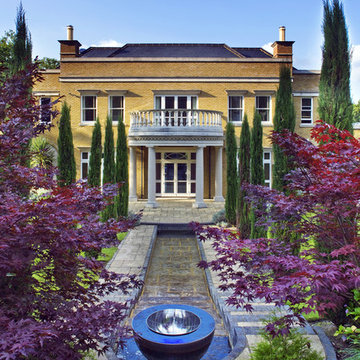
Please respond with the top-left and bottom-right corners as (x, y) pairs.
(40, 97), (51, 123)
(256, 95), (271, 123)
(109, 95), (124, 122)
(301, 97), (313, 125)
(228, 96), (243, 123)
(82, 95), (96, 123)
(154, 95), (197, 110)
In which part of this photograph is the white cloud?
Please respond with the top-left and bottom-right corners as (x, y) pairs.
(87, 39), (124, 48)
(351, 45), (360, 103)
(262, 42), (273, 55)
(98, 39), (124, 47)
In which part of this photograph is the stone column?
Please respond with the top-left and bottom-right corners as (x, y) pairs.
(193, 145), (207, 208)
(214, 146), (225, 202)
(129, 146), (137, 201)
(146, 145), (158, 208)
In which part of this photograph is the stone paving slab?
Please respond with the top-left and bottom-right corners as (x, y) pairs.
(129, 199), (224, 224)
(104, 224), (157, 306)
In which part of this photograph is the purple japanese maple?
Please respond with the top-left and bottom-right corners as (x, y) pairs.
(192, 121), (360, 335)
(0, 65), (140, 359)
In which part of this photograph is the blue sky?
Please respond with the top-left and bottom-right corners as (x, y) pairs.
(2, 0), (360, 101)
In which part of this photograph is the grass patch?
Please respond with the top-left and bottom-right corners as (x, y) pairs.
(97, 232), (127, 263)
(303, 310), (320, 322)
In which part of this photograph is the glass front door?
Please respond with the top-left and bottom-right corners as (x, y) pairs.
(164, 163), (187, 194)
(156, 151), (196, 197)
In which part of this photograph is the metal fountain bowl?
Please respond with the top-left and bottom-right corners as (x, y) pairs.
(147, 308), (201, 336)
(132, 304), (215, 360)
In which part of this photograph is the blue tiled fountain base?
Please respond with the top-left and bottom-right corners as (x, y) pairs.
(117, 336), (231, 360)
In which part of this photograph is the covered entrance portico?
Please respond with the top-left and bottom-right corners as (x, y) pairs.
(128, 109), (224, 208)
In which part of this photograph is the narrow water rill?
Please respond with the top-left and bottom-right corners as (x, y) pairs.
(118, 230), (231, 359)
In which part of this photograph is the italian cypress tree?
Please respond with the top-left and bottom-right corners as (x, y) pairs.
(273, 66), (295, 193)
(11, 2), (32, 74)
(250, 111), (266, 238)
(102, 116), (116, 219)
(318, 0), (352, 131)
(273, 68), (300, 250)
(57, 102), (76, 186)
(225, 122), (237, 225)
(237, 114), (251, 237)
(11, 3), (32, 167)
(115, 118), (129, 217)
(88, 118), (102, 187)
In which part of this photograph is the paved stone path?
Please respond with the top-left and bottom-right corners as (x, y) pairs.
(105, 225), (156, 305)
(130, 232), (227, 337)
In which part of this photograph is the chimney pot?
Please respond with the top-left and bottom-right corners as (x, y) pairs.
(67, 25), (74, 41)
(279, 26), (286, 41)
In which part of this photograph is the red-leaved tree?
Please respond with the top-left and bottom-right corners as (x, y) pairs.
(192, 121), (360, 335)
(0, 64), (140, 359)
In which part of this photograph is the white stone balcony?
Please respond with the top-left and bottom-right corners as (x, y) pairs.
(128, 109), (223, 147)
(130, 109), (222, 128)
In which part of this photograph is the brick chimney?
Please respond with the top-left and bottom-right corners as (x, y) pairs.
(58, 25), (82, 59)
(271, 26), (294, 60)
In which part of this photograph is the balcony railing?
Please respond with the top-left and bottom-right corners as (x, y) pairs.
(130, 109), (222, 128)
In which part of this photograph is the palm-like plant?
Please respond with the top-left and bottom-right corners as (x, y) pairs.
(30, 137), (56, 169)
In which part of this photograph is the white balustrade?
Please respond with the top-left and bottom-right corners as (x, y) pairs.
(130, 109), (222, 128)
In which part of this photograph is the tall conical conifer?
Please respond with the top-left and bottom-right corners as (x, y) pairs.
(88, 118), (102, 187)
(12, 3), (32, 167)
(57, 102), (76, 186)
(225, 122), (237, 225)
(102, 116), (116, 219)
(250, 111), (266, 238)
(115, 118), (129, 217)
(11, 2), (32, 74)
(273, 66), (295, 193)
(318, 0), (352, 131)
(237, 115), (251, 237)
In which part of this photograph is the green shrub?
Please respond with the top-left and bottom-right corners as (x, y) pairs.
(335, 289), (360, 359)
(212, 209), (226, 225)
(250, 318), (323, 360)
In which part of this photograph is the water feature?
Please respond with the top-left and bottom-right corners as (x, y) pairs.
(132, 304), (215, 360)
(117, 229), (231, 360)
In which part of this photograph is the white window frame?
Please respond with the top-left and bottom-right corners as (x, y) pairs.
(154, 95), (198, 110)
(228, 95), (244, 124)
(300, 97), (313, 126)
(39, 97), (51, 123)
(263, 150), (272, 188)
(81, 151), (90, 179)
(81, 95), (97, 124)
(256, 95), (272, 124)
(108, 95), (125, 123)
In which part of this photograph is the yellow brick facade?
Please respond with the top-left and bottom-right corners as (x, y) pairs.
(33, 30), (328, 204)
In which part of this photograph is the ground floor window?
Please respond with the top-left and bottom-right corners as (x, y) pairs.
(81, 152), (90, 179)
(263, 150), (272, 188)
(155, 150), (196, 196)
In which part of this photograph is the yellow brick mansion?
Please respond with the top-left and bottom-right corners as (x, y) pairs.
(34, 25), (322, 208)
